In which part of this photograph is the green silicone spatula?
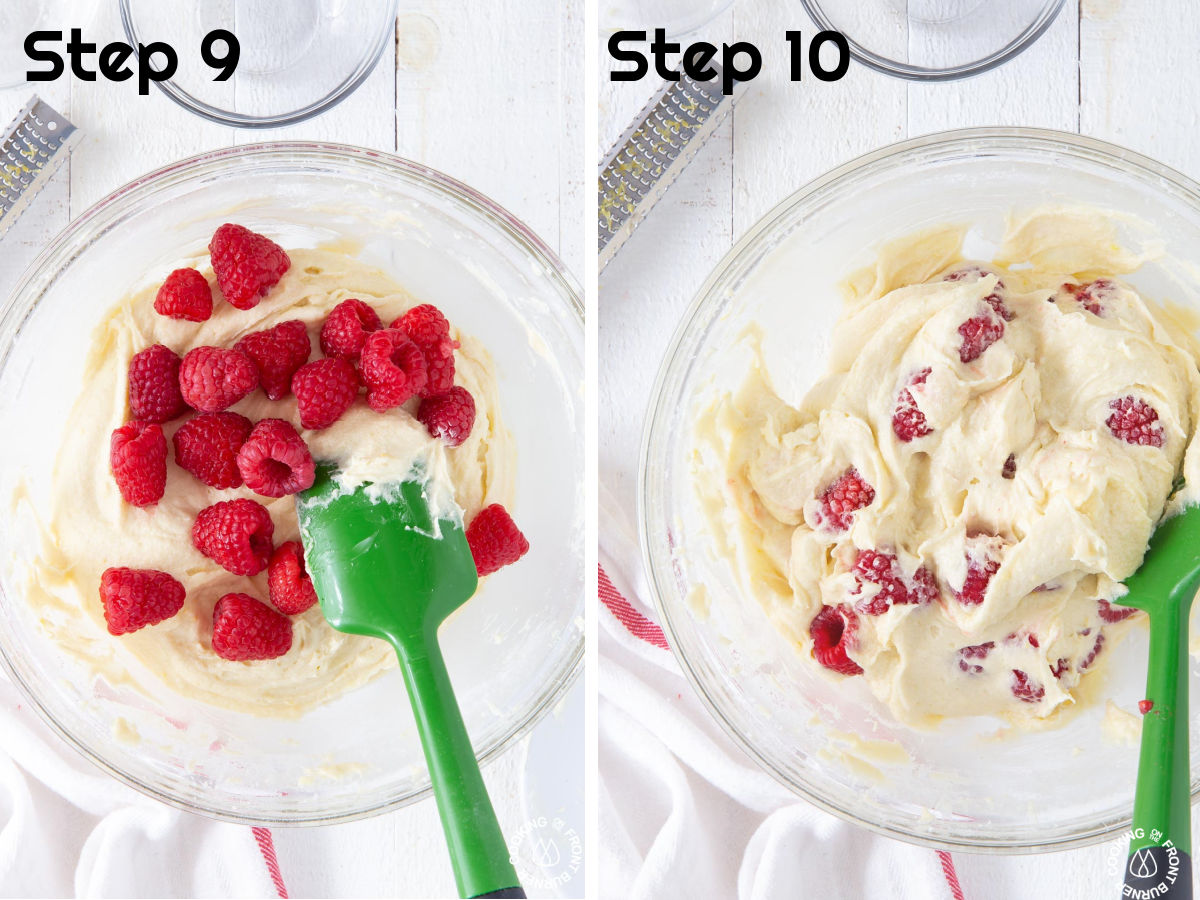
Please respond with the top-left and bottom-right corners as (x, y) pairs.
(296, 463), (525, 900)
(1115, 504), (1198, 899)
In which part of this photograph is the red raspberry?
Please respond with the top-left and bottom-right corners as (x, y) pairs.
(172, 412), (252, 489)
(417, 386), (476, 446)
(1001, 453), (1017, 479)
(267, 541), (318, 615)
(1106, 396), (1164, 448)
(208, 224), (291, 310)
(395, 304), (458, 397)
(1138, 699), (1154, 715)
(956, 641), (995, 674)
(851, 549), (937, 616)
(154, 268), (213, 322)
(393, 303), (451, 345)
(236, 418), (315, 498)
(320, 299), (382, 361)
(1098, 598), (1138, 623)
(1051, 658), (1070, 679)
(360, 329), (428, 411)
(958, 312), (1005, 363)
(292, 357), (359, 430)
(110, 421), (167, 507)
(809, 605), (863, 676)
(892, 368), (932, 443)
(813, 466), (875, 532)
(1080, 633), (1106, 670)
(1062, 278), (1116, 316)
(953, 535), (1003, 606)
(99, 567), (185, 635)
(211, 592), (293, 661)
(943, 265), (1005, 291)
(192, 498), (274, 576)
(466, 504), (530, 576)
(179, 346), (259, 413)
(1011, 670), (1045, 703)
(128, 344), (187, 424)
(234, 320), (311, 401)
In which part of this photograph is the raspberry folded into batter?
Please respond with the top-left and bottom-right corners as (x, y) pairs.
(703, 212), (1200, 726)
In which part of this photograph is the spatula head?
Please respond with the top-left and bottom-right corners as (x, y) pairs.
(1117, 504), (1200, 613)
(295, 463), (478, 646)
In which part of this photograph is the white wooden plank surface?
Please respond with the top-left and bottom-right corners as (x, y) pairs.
(0, 5), (580, 898)
(598, 5), (1196, 897)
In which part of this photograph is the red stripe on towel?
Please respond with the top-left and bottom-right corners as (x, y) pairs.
(598, 565), (669, 650)
(251, 827), (289, 898)
(937, 850), (966, 900)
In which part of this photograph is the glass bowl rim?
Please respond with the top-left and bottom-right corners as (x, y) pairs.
(0, 139), (584, 826)
(638, 125), (1200, 853)
(799, 0), (1067, 82)
(118, 0), (399, 128)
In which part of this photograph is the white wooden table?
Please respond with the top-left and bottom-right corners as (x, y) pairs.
(0, 3), (582, 898)
(599, 2), (1194, 896)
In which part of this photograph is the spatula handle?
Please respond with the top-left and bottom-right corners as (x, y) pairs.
(394, 636), (525, 899)
(1124, 591), (1193, 899)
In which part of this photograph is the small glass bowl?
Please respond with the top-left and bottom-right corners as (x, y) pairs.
(0, 143), (584, 824)
(119, 0), (397, 128)
(641, 128), (1200, 852)
(800, 0), (1066, 82)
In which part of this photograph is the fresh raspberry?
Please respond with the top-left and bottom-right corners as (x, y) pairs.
(1106, 396), (1164, 447)
(466, 504), (530, 576)
(208, 224), (291, 310)
(393, 303), (451, 345)
(417, 386), (476, 446)
(1062, 278), (1117, 316)
(943, 265), (1004, 290)
(172, 412), (252, 489)
(958, 312), (1005, 363)
(851, 549), (937, 616)
(154, 268), (213, 322)
(1001, 453), (1017, 479)
(234, 320), (311, 401)
(395, 304), (459, 397)
(953, 535), (1002, 606)
(1050, 658), (1070, 679)
(1138, 699), (1154, 715)
(192, 498), (274, 576)
(292, 357), (359, 430)
(179, 346), (259, 413)
(892, 368), (932, 443)
(128, 344), (187, 423)
(267, 541), (318, 615)
(1080, 633), (1106, 670)
(99, 567), (185, 635)
(957, 641), (995, 674)
(320, 299), (382, 361)
(110, 421), (167, 507)
(1011, 670), (1045, 703)
(211, 592), (293, 661)
(813, 466), (875, 532)
(1098, 598), (1138, 623)
(983, 293), (1015, 322)
(809, 605), (863, 676)
(236, 418), (315, 498)
(360, 329), (429, 411)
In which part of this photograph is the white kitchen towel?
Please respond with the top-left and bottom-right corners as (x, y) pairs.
(597, 489), (1138, 900)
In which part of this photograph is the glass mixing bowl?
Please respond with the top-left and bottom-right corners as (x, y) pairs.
(119, 0), (398, 128)
(0, 143), (583, 824)
(800, 0), (1065, 82)
(641, 128), (1200, 852)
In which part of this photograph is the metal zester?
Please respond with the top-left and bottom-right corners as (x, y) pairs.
(0, 96), (79, 239)
(598, 63), (735, 271)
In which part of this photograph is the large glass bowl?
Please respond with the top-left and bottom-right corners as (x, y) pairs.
(0, 143), (583, 825)
(641, 128), (1200, 852)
